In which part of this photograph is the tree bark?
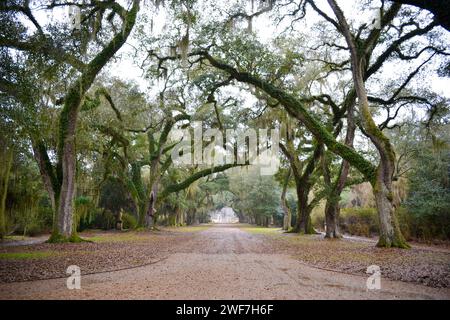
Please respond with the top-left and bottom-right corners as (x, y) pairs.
(294, 184), (316, 234)
(57, 106), (79, 238)
(0, 149), (13, 239)
(32, 142), (57, 215)
(281, 168), (292, 230)
(373, 164), (407, 247)
(324, 201), (341, 238)
(31, 140), (61, 232)
(145, 185), (158, 228)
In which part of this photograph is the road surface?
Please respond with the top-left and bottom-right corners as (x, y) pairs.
(1, 224), (449, 299)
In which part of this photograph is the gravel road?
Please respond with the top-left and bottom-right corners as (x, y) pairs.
(1, 224), (449, 299)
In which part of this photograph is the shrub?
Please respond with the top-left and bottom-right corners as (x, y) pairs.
(38, 204), (53, 233)
(14, 206), (46, 236)
(339, 207), (379, 237)
(122, 213), (138, 230)
(75, 196), (97, 231)
(404, 148), (450, 240)
(24, 222), (43, 237)
(395, 206), (412, 240)
(94, 209), (116, 230)
(397, 205), (450, 241)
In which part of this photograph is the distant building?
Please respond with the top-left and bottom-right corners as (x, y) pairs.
(210, 207), (239, 223)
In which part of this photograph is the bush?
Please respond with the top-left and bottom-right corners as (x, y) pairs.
(14, 218), (45, 237)
(404, 148), (450, 240)
(395, 206), (412, 240)
(339, 207), (379, 237)
(24, 222), (43, 237)
(75, 196), (97, 232)
(122, 213), (138, 230)
(397, 205), (450, 241)
(13, 207), (47, 237)
(93, 209), (116, 230)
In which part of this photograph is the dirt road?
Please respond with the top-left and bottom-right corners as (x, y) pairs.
(1, 224), (449, 299)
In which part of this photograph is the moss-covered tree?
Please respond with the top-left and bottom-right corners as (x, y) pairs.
(1, 0), (140, 241)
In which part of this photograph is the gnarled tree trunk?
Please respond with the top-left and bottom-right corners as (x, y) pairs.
(32, 142), (57, 217)
(327, 0), (408, 247)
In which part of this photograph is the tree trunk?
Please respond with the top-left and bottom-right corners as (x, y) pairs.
(280, 139), (322, 235)
(130, 162), (147, 227)
(327, 0), (408, 248)
(137, 200), (147, 226)
(283, 208), (292, 231)
(145, 184), (157, 228)
(0, 149), (13, 239)
(356, 85), (407, 247)
(168, 212), (177, 226)
(281, 168), (292, 231)
(373, 164), (408, 247)
(175, 207), (185, 226)
(294, 184), (315, 234)
(32, 141), (60, 234)
(32, 142), (57, 216)
(297, 212), (314, 234)
(56, 106), (79, 239)
(325, 200), (341, 238)
(191, 210), (197, 225)
(116, 210), (123, 231)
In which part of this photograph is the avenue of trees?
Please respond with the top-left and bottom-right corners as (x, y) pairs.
(0, 0), (449, 247)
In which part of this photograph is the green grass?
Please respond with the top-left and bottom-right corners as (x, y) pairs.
(4, 235), (29, 241)
(0, 252), (55, 260)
